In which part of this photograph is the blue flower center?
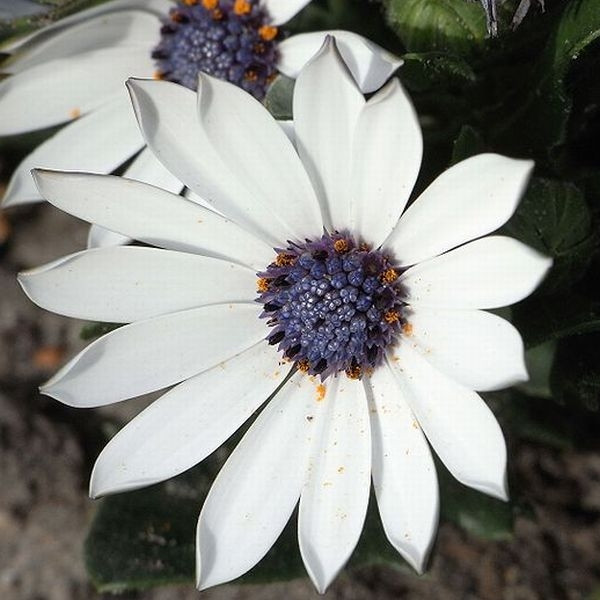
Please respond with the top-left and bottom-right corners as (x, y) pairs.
(257, 233), (407, 380)
(153, 0), (279, 99)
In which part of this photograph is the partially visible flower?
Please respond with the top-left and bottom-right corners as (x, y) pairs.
(0, 0), (401, 240)
(20, 38), (550, 592)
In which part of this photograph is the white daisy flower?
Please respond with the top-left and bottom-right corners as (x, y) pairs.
(0, 0), (401, 228)
(19, 38), (551, 593)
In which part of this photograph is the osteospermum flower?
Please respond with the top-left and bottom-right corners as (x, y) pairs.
(0, 0), (401, 232)
(20, 39), (551, 592)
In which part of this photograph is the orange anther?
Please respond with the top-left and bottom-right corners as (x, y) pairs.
(333, 239), (349, 253)
(233, 0), (251, 15)
(380, 268), (399, 284)
(201, 0), (217, 7)
(258, 25), (278, 41)
(257, 278), (270, 292)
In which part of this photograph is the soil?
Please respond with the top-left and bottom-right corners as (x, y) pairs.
(1, 200), (599, 600)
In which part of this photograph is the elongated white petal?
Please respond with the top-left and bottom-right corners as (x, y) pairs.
(3, 0), (169, 53)
(400, 236), (552, 309)
(278, 120), (295, 145)
(197, 372), (324, 590)
(86, 147), (185, 249)
(293, 36), (365, 230)
(90, 342), (287, 497)
(351, 78), (422, 247)
(197, 73), (322, 240)
(365, 366), (438, 573)
(387, 345), (508, 500)
(405, 308), (528, 391)
(33, 170), (273, 270)
(262, 0), (312, 25)
(2, 96), (143, 208)
(39, 303), (265, 407)
(299, 377), (371, 594)
(388, 154), (534, 266)
(0, 49), (153, 135)
(19, 246), (257, 322)
(127, 78), (291, 246)
(279, 30), (402, 93)
(4, 10), (158, 74)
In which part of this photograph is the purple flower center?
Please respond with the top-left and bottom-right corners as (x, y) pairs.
(257, 232), (407, 380)
(153, 0), (280, 99)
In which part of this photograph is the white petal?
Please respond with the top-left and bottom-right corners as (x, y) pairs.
(262, 0), (312, 25)
(196, 372), (324, 590)
(279, 30), (402, 93)
(351, 78), (422, 247)
(90, 342), (288, 497)
(86, 148), (184, 249)
(33, 170), (274, 270)
(3, 0), (169, 53)
(365, 366), (439, 573)
(278, 120), (295, 145)
(387, 345), (508, 500)
(19, 246), (257, 322)
(127, 78), (292, 246)
(298, 377), (371, 594)
(0, 48), (153, 135)
(87, 225), (131, 249)
(2, 95), (143, 208)
(197, 73), (322, 240)
(4, 10), (159, 74)
(405, 308), (528, 391)
(400, 236), (552, 309)
(387, 154), (534, 267)
(39, 303), (265, 407)
(293, 36), (365, 230)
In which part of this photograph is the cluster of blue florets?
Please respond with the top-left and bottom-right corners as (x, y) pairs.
(257, 233), (407, 380)
(153, 0), (280, 99)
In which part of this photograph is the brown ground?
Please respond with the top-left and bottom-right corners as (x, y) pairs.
(1, 201), (599, 600)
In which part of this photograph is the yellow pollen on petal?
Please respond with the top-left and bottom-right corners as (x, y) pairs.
(201, 0), (217, 8)
(384, 310), (400, 324)
(69, 107), (81, 119)
(380, 268), (399, 284)
(258, 25), (278, 41)
(233, 0), (251, 15)
(153, 70), (165, 80)
(257, 277), (270, 292)
(333, 239), (349, 253)
(402, 322), (414, 336)
(316, 384), (327, 401)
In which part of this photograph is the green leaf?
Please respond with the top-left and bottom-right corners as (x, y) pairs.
(401, 51), (477, 93)
(437, 461), (513, 541)
(382, 0), (488, 55)
(450, 124), (485, 164)
(503, 178), (597, 293)
(263, 75), (294, 120)
(512, 294), (600, 349)
(492, 0), (600, 162)
(551, 334), (600, 413)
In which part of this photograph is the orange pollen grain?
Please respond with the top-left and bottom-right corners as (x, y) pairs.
(275, 252), (295, 267)
(211, 8), (223, 19)
(69, 107), (81, 119)
(297, 359), (310, 373)
(345, 365), (362, 379)
(316, 384), (327, 401)
(333, 239), (349, 253)
(233, 0), (251, 14)
(258, 24), (278, 41)
(384, 310), (400, 324)
(244, 69), (258, 82)
(402, 322), (413, 336)
(257, 278), (270, 292)
(201, 0), (217, 8)
(153, 70), (165, 80)
(183, 0), (198, 5)
(380, 268), (398, 284)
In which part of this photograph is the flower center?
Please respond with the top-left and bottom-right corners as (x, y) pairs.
(257, 233), (407, 380)
(153, 0), (279, 99)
